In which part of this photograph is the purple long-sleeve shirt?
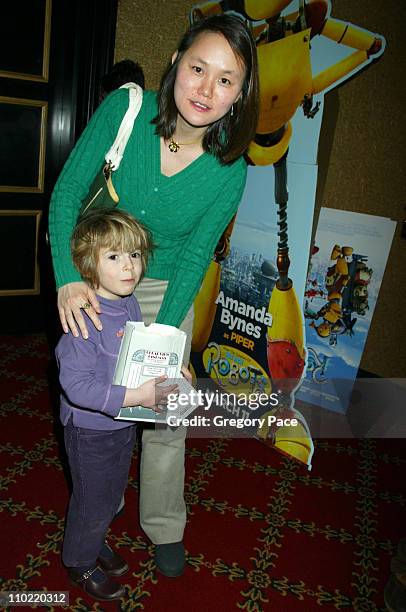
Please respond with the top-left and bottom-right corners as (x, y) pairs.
(55, 294), (142, 430)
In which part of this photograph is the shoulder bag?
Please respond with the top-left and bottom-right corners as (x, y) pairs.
(77, 84), (143, 222)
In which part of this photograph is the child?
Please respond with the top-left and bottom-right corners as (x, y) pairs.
(56, 209), (178, 602)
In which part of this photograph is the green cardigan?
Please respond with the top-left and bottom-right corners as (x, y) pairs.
(49, 89), (247, 328)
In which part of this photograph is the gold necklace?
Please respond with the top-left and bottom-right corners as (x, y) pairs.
(168, 137), (201, 153)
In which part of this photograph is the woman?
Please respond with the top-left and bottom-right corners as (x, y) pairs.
(49, 14), (259, 579)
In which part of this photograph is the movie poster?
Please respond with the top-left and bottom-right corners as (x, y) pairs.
(191, 162), (317, 387)
(297, 208), (396, 413)
(188, 1), (386, 467)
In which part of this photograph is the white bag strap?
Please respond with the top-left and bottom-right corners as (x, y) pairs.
(105, 83), (143, 170)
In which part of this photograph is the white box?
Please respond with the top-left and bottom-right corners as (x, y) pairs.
(113, 322), (200, 423)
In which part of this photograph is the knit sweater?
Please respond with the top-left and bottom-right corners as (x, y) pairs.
(49, 89), (247, 328)
(56, 294), (141, 430)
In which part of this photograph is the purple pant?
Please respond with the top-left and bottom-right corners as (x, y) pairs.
(62, 419), (136, 568)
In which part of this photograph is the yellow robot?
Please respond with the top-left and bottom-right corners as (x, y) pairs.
(191, 0), (384, 349)
(190, 0), (384, 468)
(257, 405), (314, 469)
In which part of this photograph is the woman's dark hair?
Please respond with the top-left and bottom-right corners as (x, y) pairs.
(153, 14), (259, 165)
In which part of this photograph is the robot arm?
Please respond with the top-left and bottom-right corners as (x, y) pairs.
(321, 18), (383, 54)
(190, 0), (293, 23)
(311, 13), (384, 94)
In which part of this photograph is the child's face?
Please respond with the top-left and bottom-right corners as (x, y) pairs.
(96, 247), (142, 300)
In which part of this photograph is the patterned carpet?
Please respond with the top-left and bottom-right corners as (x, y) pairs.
(0, 333), (404, 611)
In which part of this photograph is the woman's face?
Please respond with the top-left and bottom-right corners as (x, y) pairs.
(173, 32), (246, 130)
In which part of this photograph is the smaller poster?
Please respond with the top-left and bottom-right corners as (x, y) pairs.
(297, 208), (396, 413)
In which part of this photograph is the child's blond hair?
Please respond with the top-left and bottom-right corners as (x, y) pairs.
(71, 209), (153, 289)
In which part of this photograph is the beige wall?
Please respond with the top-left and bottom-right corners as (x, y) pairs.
(115, 0), (192, 89)
(319, 1), (406, 377)
(115, 0), (406, 377)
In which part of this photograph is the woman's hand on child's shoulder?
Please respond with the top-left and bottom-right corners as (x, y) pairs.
(57, 282), (102, 339)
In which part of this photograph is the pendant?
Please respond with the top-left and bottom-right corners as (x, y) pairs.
(168, 139), (180, 153)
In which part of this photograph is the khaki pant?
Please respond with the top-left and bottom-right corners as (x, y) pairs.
(134, 278), (193, 544)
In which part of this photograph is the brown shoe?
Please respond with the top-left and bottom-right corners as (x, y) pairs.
(97, 542), (129, 577)
(68, 566), (125, 601)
